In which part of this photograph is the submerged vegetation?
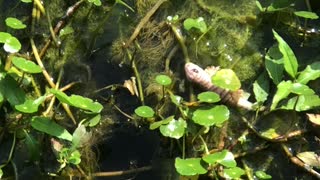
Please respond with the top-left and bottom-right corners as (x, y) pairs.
(0, 0), (320, 179)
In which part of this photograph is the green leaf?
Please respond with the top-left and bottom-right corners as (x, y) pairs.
(0, 32), (12, 43)
(272, 30), (298, 79)
(69, 95), (103, 113)
(297, 62), (320, 84)
(67, 150), (81, 165)
(255, 171), (272, 179)
(281, 95), (320, 111)
(0, 168), (2, 179)
(21, 0), (32, 3)
(0, 74), (26, 106)
(224, 167), (245, 179)
(31, 116), (73, 141)
(265, 48), (284, 85)
(88, 0), (101, 6)
(15, 95), (46, 113)
(253, 72), (269, 103)
(297, 151), (320, 168)
(24, 131), (40, 161)
(5, 17), (27, 29)
(175, 157), (207, 176)
(155, 74), (172, 86)
(159, 118), (186, 139)
(59, 26), (74, 37)
(4, 36), (21, 53)
(12, 56), (42, 73)
(203, 150), (237, 168)
(50, 89), (70, 103)
(170, 94), (182, 106)
(294, 11), (319, 19)
(197, 91), (220, 103)
(71, 124), (91, 150)
(86, 114), (101, 127)
(211, 69), (241, 91)
(150, 115), (173, 130)
(271, 80), (293, 110)
(291, 83), (315, 95)
(135, 105), (155, 118)
(183, 17), (207, 33)
(192, 105), (229, 126)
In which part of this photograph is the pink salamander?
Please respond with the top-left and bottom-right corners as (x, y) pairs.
(184, 62), (253, 110)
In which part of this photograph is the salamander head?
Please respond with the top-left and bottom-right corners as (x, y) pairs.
(184, 62), (207, 82)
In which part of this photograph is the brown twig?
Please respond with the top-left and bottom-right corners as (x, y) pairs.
(93, 166), (152, 177)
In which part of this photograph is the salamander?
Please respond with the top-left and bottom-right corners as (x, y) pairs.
(184, 62), (254, 110)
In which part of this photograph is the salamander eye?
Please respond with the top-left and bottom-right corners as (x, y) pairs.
(191, 68), (199, 73)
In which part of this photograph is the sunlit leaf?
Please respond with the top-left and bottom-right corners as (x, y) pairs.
(297, 151), (320, 168)
(67, 150), (81, 165)
(211, 69), (241, 91)
(72, 124), (92, 149)
(31, 116), (73, 141)
(306, 113), (320, 125)
(203, 150), (237, 168)
(281, 95), (320, 111)
(4, 36), (21, 53)
(15, 95), (46, 113)
(272, 30), (298, 79)
(69, 95), (103, 113)
(253, 72), (269, 103)
(135, 105), (155, 118)
(183, 17), (207, 33)
(192, 105), (229, 126)
(255, 171), (272, 179)
(197, 91), (220, 103)
(260, 128), (280, 139)
(291, 83), (315, 95)
(150, 115), (173, 130)
(224, 167), (245, 179)
(21, 0), (32, 3)
(86, 114), (101, 127)
(175, 157), (207, 176)
(155, 74), (172, 86)
(5, 17), (26, 29)
(271, 80), (293, 110)
(159, 118), (186, 139)
(0, 32), (11, 43)
(12, 56), (42, 73)
(297, 62), (320, 84)
(170, 94), (182, 106)
(294, 11), (319, 19)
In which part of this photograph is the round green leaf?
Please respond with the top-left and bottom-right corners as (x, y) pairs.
(15, 96), (46, 113)
(175, 157), (207, 176)
(155, 74), (172, 86)
(224, 167), (245, 179)
(4, 36), (21, 53)
(255, 171), (272, 179)
(211, 69), (241, 91)
(135, 105), (155, 118)
(203, 150), (236, 168)
(159, 118), (186, 139)
(67, 150), (81, 165)
(183, 17), (207, 33)
(197, 91), (220, 103)
(5, 17), (27, 29)
(192, 105), (229, 126)
(12, 56), (42, 73)
(0, 32), (11, 43)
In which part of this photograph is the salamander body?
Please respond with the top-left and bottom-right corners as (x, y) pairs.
(184, 62), (253, 110)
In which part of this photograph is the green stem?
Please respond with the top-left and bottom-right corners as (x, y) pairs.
(169, 24), (190, 63)
(199, 135), (209, 155)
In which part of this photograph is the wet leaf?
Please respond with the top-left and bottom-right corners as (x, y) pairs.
(159, 118), (186, 139)
(5, 17), (26, 29)
(272, 30), (298, 79)
(255, 171), (272, 179)
(4, 36), (21, 53)
(67, 150), (81, 165)
(15, 95), (46, 113)
(150, 115), (173, 130)
(297, 62), (320, 84)
(197, 91), (220, 103)
(135, 105), (155, 118)
(281, 95), (320, 111)
(306, 113), (320, 125)
(183, 17), (207, 33)
(31, 116), (73, 141)
(192, 105), (229, 126)
(253, 72), (269, 103)
(175, 157), (207, 176)
(297, 151), (320, 168)
(271, 80), (292, 110)
(203, 150), (236, 168)
(294, 11), (319, 19)
(155, 74), (172, 86)
(224, 167), (245, 179)
(211, 69), (241, 91)
(12, 56), (42, 73)
(72, 124), (92, 149)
